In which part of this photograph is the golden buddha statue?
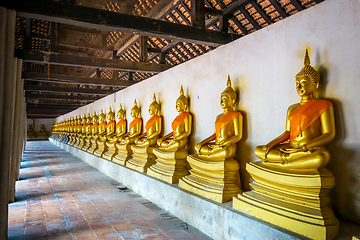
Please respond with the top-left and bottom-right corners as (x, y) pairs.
(233, 50), (338, 240)
(179, 77), (243, 203)
(76, 114), (87, 149)
(82, 114), (93, 151)
(87, 112), (99, 154)
(113, 100), (142, 166)
(148, 86), (192, 183)
(27, 125), (35, 138)
(103, 104), (127, 161)
(67, 117), (75, 145)
(94, 108), (114, 158)
(70, 115), (81, 146)
(127, 94), (162, 173)
(254, 54), (335, 170)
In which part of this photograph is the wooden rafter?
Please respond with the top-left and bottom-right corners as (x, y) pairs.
(22, 72), (135, 87)
(15, 50), (171, 73)
(4, 0), (238, 47)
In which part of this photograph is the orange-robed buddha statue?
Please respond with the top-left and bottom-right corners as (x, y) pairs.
(179, 76), (243, 203)
(94, 107), (115, 158)
(37, 124), (48, 138)
(87, 112), (99, 154)
(148, 86), (192, 183)
(76, 114), (87, 149)
(82, 114), (93, 151)
(233, 50), (338, 240)
(93, 109), (107, 157)
(103, 104), (127, 161)
(126, 94), (162, 173)
(254, 53), (335, 169)
(113, 100), (142, 166)
(27, 125), (35, 138)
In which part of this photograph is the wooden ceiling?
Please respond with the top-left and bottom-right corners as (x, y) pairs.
(2, 0), (323, 118)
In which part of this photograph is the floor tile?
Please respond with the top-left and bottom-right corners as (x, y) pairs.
(8, 141), (212, 240)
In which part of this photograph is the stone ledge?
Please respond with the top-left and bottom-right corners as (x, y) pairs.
(48, 139), (310, 240)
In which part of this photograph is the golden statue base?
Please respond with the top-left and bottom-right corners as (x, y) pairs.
(81, 137), (91, 151)
(86, 138), (98, 154)
(102, 141), (118, 161)
(233, 161), (339, 240)
(27, 133), (35, 138)
(178, 155), (241, 203)
(76, 136), (85, 149)
(113, 143), (132, 166)
(126, 146), (156, 173)
(147, 148), (189, 184)
(93, 139), (107, 158)
(37, 132), (48, 138)
(70, 136), (79, 146)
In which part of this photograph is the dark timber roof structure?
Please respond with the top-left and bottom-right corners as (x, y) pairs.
(2, 0), (324, 118)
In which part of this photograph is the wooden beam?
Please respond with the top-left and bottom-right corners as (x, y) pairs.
(139, 36), (149, 63)
(26, 99), (86, 106)
(22, 72), (135, 87)
(191, 0), (205, 28)
(4, 0), (238, 47)
(25, 92), (101, 101)
(27, 103), (80, 109)
(24, 84), (113, 95)
(27, 114), (60, 118)
(204, 7), (223, 16)
(15, 50), (171, 73)
(26, 108), (74, 114)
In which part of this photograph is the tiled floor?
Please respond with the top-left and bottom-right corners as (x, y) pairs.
(8, 141), (212, 240)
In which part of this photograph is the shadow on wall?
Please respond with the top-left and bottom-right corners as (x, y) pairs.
(236, 111), (253, 191)
(327, 98), (360, 225)
(318, 65), (360, 224)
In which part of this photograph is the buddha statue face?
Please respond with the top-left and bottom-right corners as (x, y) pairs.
(117, 110), (125, 120)
(99, 110), (105, 122)
(296, 76), (318, 97)
(149, 104), (158, 116)
(107, 112), (114, 121)
(131, 108), (139, 119)
(220, 76), (236, 110)
(149, 94), (160, 116)
(176, 100), (186, 112)
(93, 115), (98, 123)
(220, 93), (235, 110)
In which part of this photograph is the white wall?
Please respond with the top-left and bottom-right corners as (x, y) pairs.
(27, 118), (55, 135)
(56, 0), (360, 224)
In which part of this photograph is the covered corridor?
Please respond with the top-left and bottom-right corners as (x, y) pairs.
(8, 141), (211, 240)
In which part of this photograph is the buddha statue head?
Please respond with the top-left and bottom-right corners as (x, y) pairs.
(149, 94), (160, 116)
(295, 49), (320, 98)
(92, 111), (98, 123)
(82, 114), (86, 124)
(78, 115), (82, 124)
(131, 100), (140, 119)
(99, 109), (105, 122)
(176, 86), (188, 112)
(220, 76), (237, 110)
(86, 113), (91, 124)
(117, 104), (125, 120)
(107, 107), (115, 121)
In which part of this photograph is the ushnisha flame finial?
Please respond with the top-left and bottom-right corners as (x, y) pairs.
(177, 86), (188, 105)
(221, 75), (236, 101)
(296, 49), (320, 84)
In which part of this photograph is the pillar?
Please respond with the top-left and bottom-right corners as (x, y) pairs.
(9, 59), (22, 202)
(0, 8), (16, 240)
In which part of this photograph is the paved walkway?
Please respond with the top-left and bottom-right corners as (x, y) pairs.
(8, 141), (212, 240)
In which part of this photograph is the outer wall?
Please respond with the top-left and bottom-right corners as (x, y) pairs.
(56, 0), (360, 224)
